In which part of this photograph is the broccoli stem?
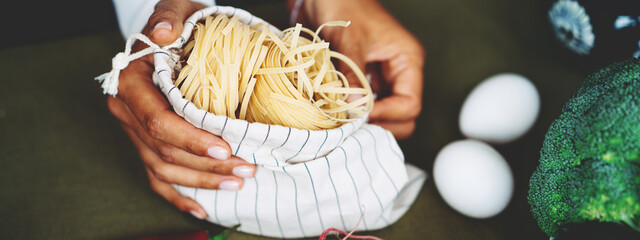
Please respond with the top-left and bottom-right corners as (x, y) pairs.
(621, 215), (640, 232)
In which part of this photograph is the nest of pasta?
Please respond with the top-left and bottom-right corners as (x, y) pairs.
(174, 14), (373, 130)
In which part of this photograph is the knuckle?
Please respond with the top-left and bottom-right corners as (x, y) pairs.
(405, 99), (422, 119)
(143, 113), (164, 139)
(156, 144), (176, 164)
(151, 165), (171, 182)
(205, 160), (226, 173)
(407, 34), (426, 59)
(196, 174), (217, 189)
(146, 169), (164, 192)
(184, 138), (204, 155)
(150, 7), (178, 22)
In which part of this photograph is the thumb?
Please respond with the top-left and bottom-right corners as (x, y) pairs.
(145, 0), (201, 45)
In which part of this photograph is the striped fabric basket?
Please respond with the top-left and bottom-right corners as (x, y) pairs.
(150, 6), (427, 238)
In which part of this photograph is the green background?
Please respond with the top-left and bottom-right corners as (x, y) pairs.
(0, 0), (634, 239)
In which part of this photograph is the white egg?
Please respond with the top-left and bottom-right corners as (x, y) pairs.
(433, 139), (514, 219)
(459, 73), (540, 144)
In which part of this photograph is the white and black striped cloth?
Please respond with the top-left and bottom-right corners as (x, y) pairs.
(152, 6), (427, 238)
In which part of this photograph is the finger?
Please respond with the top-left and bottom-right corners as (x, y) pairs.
(332, 32), (369, 103)
(149, 159), (245, 191)
(123, 125), (244, 191)
(145, 0), (198, 45)
(154, 141), (256, 178)
(368, 60), (423, 122)
(329, 27), (366, 86)
(118, 63), (233, 161)
(111, 96), (255, 177)
(146, 167), (208, 220)
(371, 120), (416, 140)
(140, 143), (244, 191)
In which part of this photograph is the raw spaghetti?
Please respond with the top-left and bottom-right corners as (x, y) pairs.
(175, 14), (373, 130)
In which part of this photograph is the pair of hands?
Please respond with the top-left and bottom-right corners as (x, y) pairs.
(107, 0), (424, 219)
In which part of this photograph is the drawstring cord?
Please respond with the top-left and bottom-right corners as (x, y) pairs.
(95, 33), (181, 96)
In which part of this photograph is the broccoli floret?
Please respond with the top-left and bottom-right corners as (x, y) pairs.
(529, 58), (640, 237)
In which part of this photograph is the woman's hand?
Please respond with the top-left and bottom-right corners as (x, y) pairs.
(292, 0), (425, 139)
(107, 0), (256, 220)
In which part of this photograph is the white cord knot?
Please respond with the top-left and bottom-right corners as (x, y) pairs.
(94, 33), (178, 96)
(112, 52), (130, 70)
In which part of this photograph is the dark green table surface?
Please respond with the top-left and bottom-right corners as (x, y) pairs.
(0, 0), (617, 239)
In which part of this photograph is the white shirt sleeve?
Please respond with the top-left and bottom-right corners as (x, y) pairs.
(112, 0), (216, 39)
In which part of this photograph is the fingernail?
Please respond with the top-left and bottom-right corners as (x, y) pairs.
(207, 146), (229, 160)
(153, 21), (173, 33)
(219, 180), (240, 191)
(233, 165), (255, 178)
(190, 210), (205, 220)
